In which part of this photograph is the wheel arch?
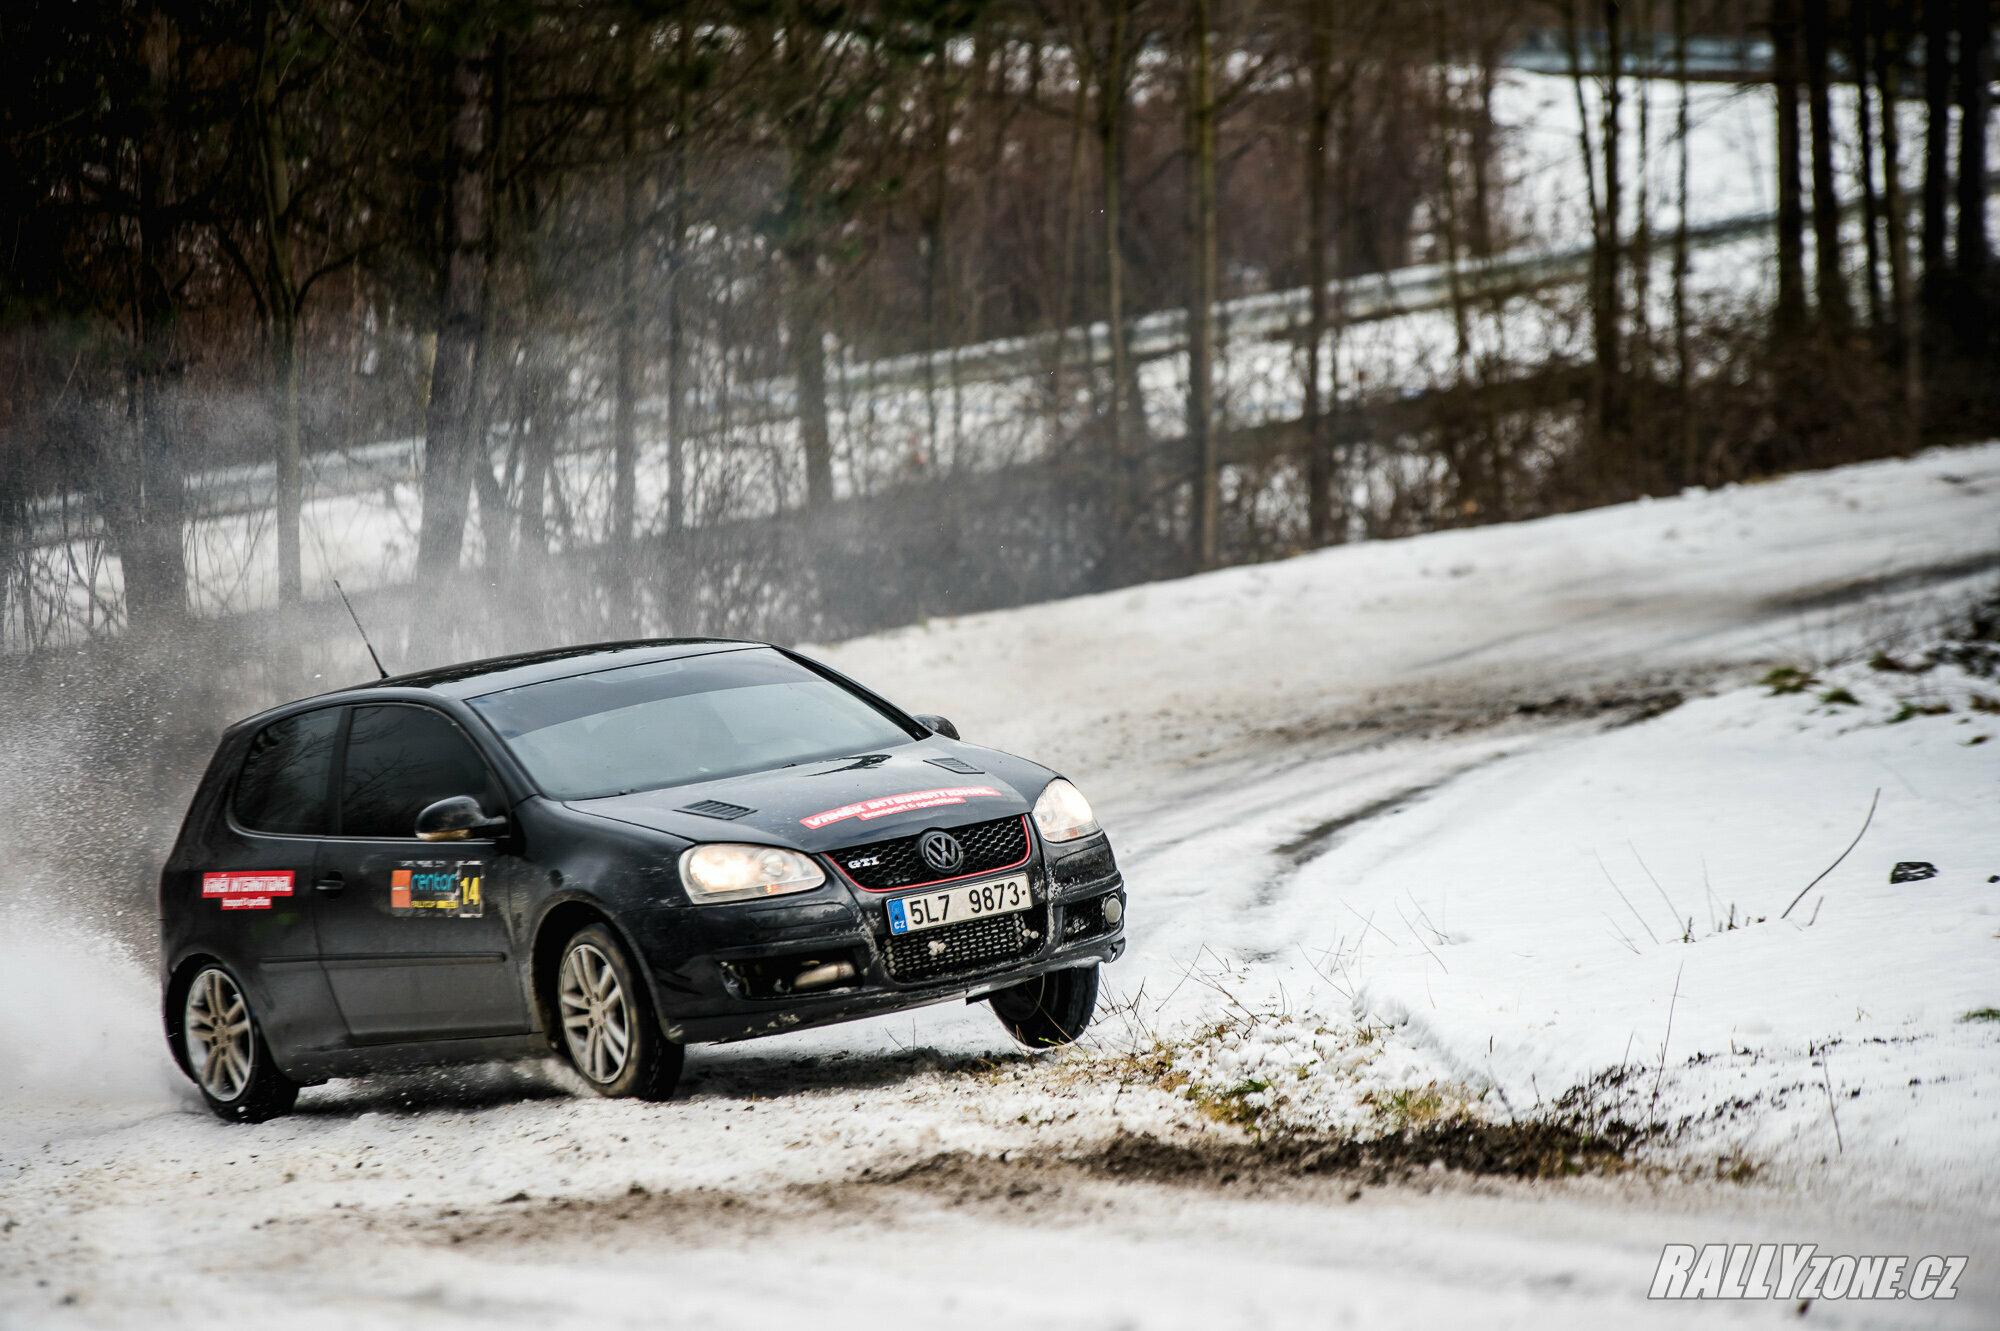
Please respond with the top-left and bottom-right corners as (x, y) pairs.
(529, 898), (659, 1048)
(161, 953), (230, 1083)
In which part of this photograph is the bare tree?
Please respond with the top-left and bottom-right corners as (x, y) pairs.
(1186, 0), (1220, 568)
(1302, 0), (1338, 545)
(1771, 0), (1808, 341)
(1874, 1), (1921, 446)
(1802, 0), (1849, 332)
(415, 32), (496, 578)
(1954, 0), (1991, 292)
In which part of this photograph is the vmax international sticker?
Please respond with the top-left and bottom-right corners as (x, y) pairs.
(800, 786), (1004, 829)
(202, 870), (295, 911)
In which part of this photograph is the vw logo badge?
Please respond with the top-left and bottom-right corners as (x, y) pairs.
(918, 830), (965, 875)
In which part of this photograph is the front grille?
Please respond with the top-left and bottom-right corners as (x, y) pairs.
(834, 814), (1030, 890)
(885, 908), (1046, 983)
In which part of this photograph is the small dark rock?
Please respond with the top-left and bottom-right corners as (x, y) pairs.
(1889, 862), (1937, 883)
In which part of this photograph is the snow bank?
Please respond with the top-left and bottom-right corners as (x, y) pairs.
(1270, 628), (2000, 1202)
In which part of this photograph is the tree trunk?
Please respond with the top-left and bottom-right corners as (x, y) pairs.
(1772, 0), (1808, 340)
(254, 0), (302, 604)
(1803, 0), (1850, 332)
(1921, 0), (1952, 289)
(273, 316), (302, 597)
(1674, 0), (1694, 480)
(1097, 1), (1133, 478)
(789, 241), (833, 508)
(610, 21), (639, 612)
(922, 49), (950, 469)
(1187, 0), (1219, 569)
(119, 3), (189, 631)
(416, 44), (495, 579)
(1047, 40), (1087, 454)
(516, 360), (555, 554)
(664, 15), (692, 535)
(1955, 0), (1991, 289)
(1631, 0), (1654, 397)
(1876, 9), (1922, 446)
(664, 238), (686, 532)
(1594, 0), (1625, 457)
(1303, 0), (1337, 546)
(1851, 2), (1884, 329)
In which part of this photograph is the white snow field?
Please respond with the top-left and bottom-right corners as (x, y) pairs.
(4, 444), (2000, 1328)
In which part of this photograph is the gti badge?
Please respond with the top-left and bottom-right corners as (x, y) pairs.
(918, 830), (965, 874)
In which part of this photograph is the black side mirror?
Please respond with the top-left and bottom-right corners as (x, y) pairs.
(911, 714), (960, 740)
(415, 795), (507, 842)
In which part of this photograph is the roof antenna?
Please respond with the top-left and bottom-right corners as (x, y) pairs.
(332, 578), (389, 680)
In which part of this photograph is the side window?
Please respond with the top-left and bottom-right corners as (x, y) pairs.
(233, 709), (342, 836)
(339, 705), (499, 839)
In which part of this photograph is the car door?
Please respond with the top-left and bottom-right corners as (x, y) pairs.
(312, 702), (530, 1043)
(200, 706), (349, 1059)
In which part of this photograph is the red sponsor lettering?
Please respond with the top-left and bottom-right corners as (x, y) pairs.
(800, 786), (1004, 830)
(203, 871), (294, 911)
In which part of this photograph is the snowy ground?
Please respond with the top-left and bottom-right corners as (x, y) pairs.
(4, 444), (1999, 1327)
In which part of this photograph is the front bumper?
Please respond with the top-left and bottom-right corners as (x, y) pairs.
(632, 835), (1126, 1044)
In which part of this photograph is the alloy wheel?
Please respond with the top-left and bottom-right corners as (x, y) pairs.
(184, 968), (254, 1102)
(558, 942), (632, 1084)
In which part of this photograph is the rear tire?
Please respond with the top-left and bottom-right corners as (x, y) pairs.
(989, 965), (1099, 1047)
(555, 924), (683, 1100)
(181, 965), (298, 1124)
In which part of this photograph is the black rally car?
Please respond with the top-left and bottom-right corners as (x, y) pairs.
(160, 639), (1126, 1121)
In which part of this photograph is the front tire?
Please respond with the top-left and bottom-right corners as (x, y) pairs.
(181, 965), (298, 1123)
(989, 965), (1099, 1047)
(555, 924), (683, 1100)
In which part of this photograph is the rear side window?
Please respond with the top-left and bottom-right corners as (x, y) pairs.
(339, 704), (498, 839)
(233, 709), (342, 835)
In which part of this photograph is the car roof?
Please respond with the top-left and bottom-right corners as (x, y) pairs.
(234, 640), (774, 736)
(367, 637), (767, 700)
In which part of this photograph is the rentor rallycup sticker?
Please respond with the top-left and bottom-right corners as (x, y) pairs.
(202, 870), (294, 911)
(800, 786), (1004, 830)
(389, 861), (485, 918)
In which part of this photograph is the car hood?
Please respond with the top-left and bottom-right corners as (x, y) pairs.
(566, 739), (1055, 853)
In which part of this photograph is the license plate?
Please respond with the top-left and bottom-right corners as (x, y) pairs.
(886, 874), (1031, 936)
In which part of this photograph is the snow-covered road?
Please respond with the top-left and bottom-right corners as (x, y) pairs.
(4, 445), (1999, 1327)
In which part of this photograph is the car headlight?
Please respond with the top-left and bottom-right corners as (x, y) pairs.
(1032, 778), (1100, 844)
(678, 843), (826, 904)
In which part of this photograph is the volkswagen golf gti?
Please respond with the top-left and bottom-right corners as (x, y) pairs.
(160, 639), (1126, 1121)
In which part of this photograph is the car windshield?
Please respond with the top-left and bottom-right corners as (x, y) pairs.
(467, 648), (916, 800)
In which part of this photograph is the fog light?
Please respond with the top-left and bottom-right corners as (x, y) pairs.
(1101, 896), (1123, 926)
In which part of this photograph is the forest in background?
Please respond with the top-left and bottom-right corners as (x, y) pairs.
(0, 0), (1995, 660)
